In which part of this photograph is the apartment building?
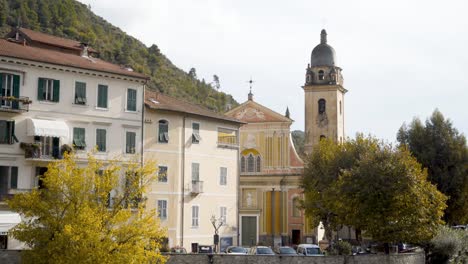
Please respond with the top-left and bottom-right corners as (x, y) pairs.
(0, 28), (147, 249)
(144, 91), (243, 252)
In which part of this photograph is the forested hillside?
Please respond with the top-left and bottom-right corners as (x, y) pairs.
(0, 0), (238, 112)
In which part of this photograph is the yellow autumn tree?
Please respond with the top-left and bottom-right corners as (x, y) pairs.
(8, 153), (167, 264)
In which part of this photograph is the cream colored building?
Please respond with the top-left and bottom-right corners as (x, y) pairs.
(0, 28), (147, 249)
(144, 91), (243, 252)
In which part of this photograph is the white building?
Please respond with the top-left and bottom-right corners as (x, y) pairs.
(0, 27), (147, 249)
(144, 91), (243, 252)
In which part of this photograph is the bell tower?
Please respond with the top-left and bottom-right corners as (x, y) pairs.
(303, 29), (347, 154)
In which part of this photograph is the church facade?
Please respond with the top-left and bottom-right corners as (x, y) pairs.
(227, 29), (348, 247)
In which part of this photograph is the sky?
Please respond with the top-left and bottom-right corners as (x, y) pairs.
(78, 0), (468, 142)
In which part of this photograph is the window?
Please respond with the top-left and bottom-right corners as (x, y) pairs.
(157, 200), (167, 220)
(320, 135), (326, 140)
(192, 205), (199, 227)
(192, 123), (200, 143)
(158, 166), (168, 183)
(0, 73), (20, 109)
(318, 99), (326, 114)
(220, 206), (227, 225)
(217, 128), (238, 147)
(293, 197), (301, 217)
(74, 81), (87, 105)
(0, 166), (18, 202)
(126, 88), (137, 111)
(35, 136), (60, 158)
(38, 78), (59, 102)
(0, 120), (18, 144)
(97, 85), (108, 108)
(158, 120), (169, 143)
(247, 154), (255, 172)
(191, 163), (199, 182)
(240, 156), (245, 172)
(126, 131), (136, 154)
(339, 100), (342, 115)
(73, 127), (86, 150)
(219, 167), (227, 186)
(96, 129), (106, 152)
(256, 156), (261, 172)
(318, 70), (324, 80)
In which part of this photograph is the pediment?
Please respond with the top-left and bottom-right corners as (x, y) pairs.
(225, 100), (292, 123)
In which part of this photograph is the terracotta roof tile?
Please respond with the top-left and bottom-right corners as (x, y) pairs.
(0, 39), (148, 80)
(145, 90), (244, 124)
(17, 27), (97, 53)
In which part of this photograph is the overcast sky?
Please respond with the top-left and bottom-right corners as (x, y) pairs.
(79, 0), (468, 142)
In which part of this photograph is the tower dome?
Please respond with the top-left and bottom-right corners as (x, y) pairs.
(310, 29), (337, 67)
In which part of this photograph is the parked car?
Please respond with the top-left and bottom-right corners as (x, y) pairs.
(198, 245), (213, 254)
(225, 246), (248, 254)
(170, 246), (187, 254)
(274, 246), (298, 255)
(296, 244), (324, 256)
(249, 246), (275, 255)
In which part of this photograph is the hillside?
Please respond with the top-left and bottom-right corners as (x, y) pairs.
(0, 0), (238, 112)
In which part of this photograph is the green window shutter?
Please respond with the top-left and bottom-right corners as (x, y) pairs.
(53, 79), (60, 102)
(37, 78), (45, 100)
(10, 167), (18, 189)
(6, 121), (18, 144)
(191, 163), (199, 182)
(75, 82), (86, 104)
(0, 74), (3, 96)
(73, 127), (85, 149)
(126, 132), (136, 153)
(96, 129), (106, 152)
(98, 85), (108, 108)
(12, 75), (20, 109)
(127, 89), (137, 111)
(0, 121), (7, 144)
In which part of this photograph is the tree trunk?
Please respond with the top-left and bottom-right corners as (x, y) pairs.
(383, 242), (390, 254)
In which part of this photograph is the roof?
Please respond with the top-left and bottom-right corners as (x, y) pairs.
(0, 39), (148, 80)
(310, 29), (337, 67)
(145, 90), (244, 124)
(225, 98), (293, 123)
(14, 27), (98, 53)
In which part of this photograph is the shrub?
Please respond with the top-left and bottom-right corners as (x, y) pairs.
(426, 226), (466, 264)
(329, 240), (352, 255)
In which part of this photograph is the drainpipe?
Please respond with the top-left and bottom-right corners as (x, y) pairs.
(236, 131), (240, 246)
(140, 83), (146, 168)
(180, 116), (186, 247)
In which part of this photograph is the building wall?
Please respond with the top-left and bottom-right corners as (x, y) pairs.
(0, 57), (144, 249)
(144, 108), (240, 250)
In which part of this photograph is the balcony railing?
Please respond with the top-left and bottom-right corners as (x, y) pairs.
(20, 142), (63, 160)
(190, 180), (203, 195)
(0, 96), (31, 113)
(217, 135), (239, 148)
(0, 189), (29, 202)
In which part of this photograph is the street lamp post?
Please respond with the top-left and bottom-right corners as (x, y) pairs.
(210, 215), (224, 253)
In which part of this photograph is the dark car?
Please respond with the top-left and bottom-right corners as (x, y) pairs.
(225, 246), (248, 254)
(274, 246), (298, 255)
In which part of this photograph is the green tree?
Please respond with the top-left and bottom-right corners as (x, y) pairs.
(0, 0), (8, 27)
(8, 153), (167, 264)
(212, 74), (220, 90)
(397, 109), (468, 224)
(188, 67), (197, 79)
(338, 142), (447, 249)
(291, 130), (305, 158)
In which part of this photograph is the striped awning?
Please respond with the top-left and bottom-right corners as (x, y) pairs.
(27, 118), (69, 138)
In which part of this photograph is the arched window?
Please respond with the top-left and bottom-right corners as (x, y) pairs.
(158, 120), (169, 143)
(241, 156), (246, 172)
(256, 156), (261, 172)
(247, 154), (255, 172)
(318, 99), (326, 114)
(306, 74), (311, 83)
(318, 70), (324, 80)
(320, 135), (326, 140)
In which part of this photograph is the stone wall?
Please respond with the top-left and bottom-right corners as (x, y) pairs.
(165, 253), (425, 264)
(0, 250), (21, 264)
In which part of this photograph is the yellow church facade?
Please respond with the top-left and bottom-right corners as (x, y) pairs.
(226, 93), (319, 247)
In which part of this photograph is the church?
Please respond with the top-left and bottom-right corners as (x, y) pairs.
(226, 29), (348, 247)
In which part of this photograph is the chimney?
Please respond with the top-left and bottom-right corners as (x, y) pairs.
(80, 43), (89, 57)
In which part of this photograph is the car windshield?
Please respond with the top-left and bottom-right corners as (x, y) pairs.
(257, 248), (274, 254)
(306, 248), (321, 255)
(280, 247), (296, 254)
(228, 247), (246, 253)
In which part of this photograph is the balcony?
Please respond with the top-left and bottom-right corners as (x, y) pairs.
(0, 96), (31, 113)
(190, 180), (203, 195)
(20, 142), (67, 160)
(0, 189), (29, 203)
